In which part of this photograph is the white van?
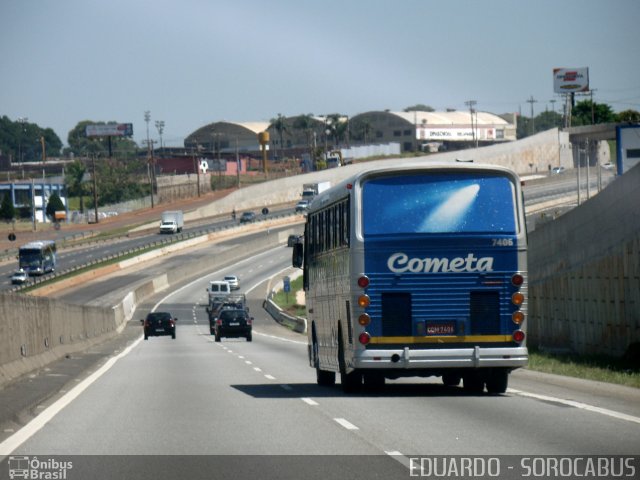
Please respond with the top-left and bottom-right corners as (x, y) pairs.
(207, 280), (231, 295)
(206, 281), (231, 308)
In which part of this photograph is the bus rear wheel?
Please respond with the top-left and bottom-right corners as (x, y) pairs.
(486, 368), (509, 394)
(316, 368), (336, 386)
(338, 331), (361, 393)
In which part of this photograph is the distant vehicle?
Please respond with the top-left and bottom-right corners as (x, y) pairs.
(224, 275), (240, 290)
(213, 308), (253, 342)
(301, 181), (331, 201)
(602, 162), (614, 170)
(551, 166), (565, 174)
(287, 234), (302, 247)
(159, 210), (184, 234)
(11, 269), (28, 285)
(240, 211), (256, 223)
(141, 311), (177, 340)
(18, 240), (56, 275)
(295, 200), (310, 212)
(206, 280), (232, 309)
(325, 150), (342, 168)
(207, 293), (247, 335)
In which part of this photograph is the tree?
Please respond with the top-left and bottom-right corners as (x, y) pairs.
(0, 116), (62, 161)
(67, 120), (138, 158)
(65, 160), (88, 212)
(293, 114), (316, 151)
(404, 104), (435, 112)
(324, 113), (348, 147)
(270, 113), (288, 159)
(46, 192), (65, 221)
(571, 100), (616, 126)
(87, 157), (147, 207)
(617, 109), (640, 124)
(535, 110), (563, 131)
(0, 194), (16, 223)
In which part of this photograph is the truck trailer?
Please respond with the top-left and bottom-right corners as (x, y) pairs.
(159, 210), (184, 234)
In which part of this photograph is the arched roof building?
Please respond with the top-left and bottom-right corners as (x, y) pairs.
(349, 110), (516, 152)
(184, 121), (270, 156)
(184, 110), (517, 159)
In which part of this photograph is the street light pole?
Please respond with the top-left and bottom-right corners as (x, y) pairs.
(155, 120), (165, 157)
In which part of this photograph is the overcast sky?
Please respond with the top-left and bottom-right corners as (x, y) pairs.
(1, 0), (639, 147)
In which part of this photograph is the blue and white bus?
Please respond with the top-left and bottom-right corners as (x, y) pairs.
(18, 240), (57, 275)
(292, 163), (528, 393)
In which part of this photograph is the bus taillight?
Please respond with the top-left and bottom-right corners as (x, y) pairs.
(358, 314), (371, 326)
(357, 295), (370, 308)
(511, 273), (524, 286)
(358, 332), (371, 345)
(512, 311), (524, 325)
(512, 292), (524, 306)
(513, 330), (525, 343)
(357, 275), (369, 288)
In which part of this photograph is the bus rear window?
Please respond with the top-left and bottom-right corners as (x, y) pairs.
(362, 173), (517, 235)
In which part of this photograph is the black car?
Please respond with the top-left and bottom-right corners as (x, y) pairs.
(239, 211), (256, 223)
(142, 311), (177, 340)
(213, 308), (253, 342)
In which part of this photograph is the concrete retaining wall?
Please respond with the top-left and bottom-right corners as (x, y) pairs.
(528, 163), (640, 357)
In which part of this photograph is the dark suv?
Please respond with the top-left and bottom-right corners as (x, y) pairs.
(142, 312), (177, 340)
(213, 308), (253, 342)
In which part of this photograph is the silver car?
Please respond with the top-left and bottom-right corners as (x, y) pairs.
(223, 275), (240, 290)
(11, 269), (28, 285)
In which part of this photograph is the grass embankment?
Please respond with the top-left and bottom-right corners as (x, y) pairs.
(272, 279), (640, 389)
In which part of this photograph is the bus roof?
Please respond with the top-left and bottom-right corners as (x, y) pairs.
(19, 240), (56, 250)
(307, 162), (521, 214)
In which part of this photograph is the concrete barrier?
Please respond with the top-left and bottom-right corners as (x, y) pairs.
(528, 162), (640, 358)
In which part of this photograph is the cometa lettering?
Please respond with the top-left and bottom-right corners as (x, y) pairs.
(387, 252), (494, 273)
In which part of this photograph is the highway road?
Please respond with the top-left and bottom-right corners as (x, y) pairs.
(1, 240), (639, 479)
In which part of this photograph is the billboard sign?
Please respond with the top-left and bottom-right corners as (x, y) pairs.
(417, 127), (497, 141)
(553, 68), (589, 93)
(85, 123), (133, 137)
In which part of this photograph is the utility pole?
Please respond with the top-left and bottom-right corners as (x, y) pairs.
(464, 100), (477, 148)
(590, 89), (597, 124)
(155, 120), (165, 157)
(527, 96), (537, 136)
(92, 153), (99, 223)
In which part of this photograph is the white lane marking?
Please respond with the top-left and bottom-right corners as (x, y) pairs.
(0, 336), (144, 456)
(508, 388), (640, 425)
(254, 367), (262, 372)
(301, 398), (318, 406)
(265, 374), (276, 380)
(254, 331), (306, 345)
(238, 355), (245, 359)
(334, 418), (359, 430)
(245, 361), (252, 365)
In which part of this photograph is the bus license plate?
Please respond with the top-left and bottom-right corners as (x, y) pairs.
(426, 323), (455, 335)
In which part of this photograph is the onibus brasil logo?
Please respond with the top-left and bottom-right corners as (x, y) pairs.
(8, 456), (73, 479)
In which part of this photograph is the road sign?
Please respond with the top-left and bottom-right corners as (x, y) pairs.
(283, 276), (291, 293)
